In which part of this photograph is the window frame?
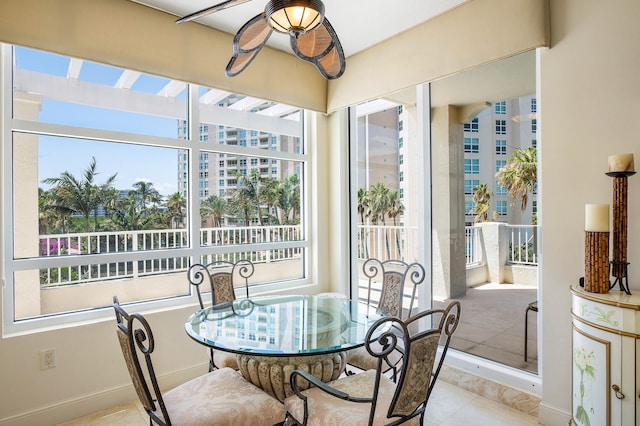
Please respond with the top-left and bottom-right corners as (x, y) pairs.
(2, 44), (311, 334)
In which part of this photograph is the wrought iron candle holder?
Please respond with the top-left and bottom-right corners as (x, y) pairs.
(607, 170), (635, 295)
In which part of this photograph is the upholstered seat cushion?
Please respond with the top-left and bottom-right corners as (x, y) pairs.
(163, 367), (285, 426)
(212, 348), (239, 369)
(284, 370), (420, 426)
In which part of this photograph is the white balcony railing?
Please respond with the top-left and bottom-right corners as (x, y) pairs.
(506, 224), (539, 265)
(38, 224), (537, 288)
(38, 225), (302, 287)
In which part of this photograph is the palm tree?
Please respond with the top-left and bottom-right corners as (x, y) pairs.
(470, 183), (495, 224)
(38, 187), (73, 234)
(496, 146), (537, 213)
(42, 157), (117, 232)
(229, 170), (260, 226)
(387, 191), (405, 257)
(367, 182), (391, 225)
(200, 195), (227, 227)
(367, 182), (393, 258)
(276, 175), (300, 225)
(258, 176), (280, 225)
(131, 181), (162, 214)
(166, 192), (186, 228)
(287, 174), (301, 224)
(357, 187), (371, 258)
(357, 188), (370, 224)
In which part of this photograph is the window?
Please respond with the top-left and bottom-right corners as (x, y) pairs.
(465, 200), (475, 214)
(531, 119), (537, 134)
(495, 120), (507, 135)
(464, 159), (480, 174)
(494, 101), (506, 114)
(496, 140), (507, 155)
(495, 160), (506, 172)
(496, 200), (508, 216)
(464, 118), (479, 132)
(464, 138), (479, 153)
(464, 179), (480, 194)
(531, 98), (537, 113)
(496, 184), (507, 196)
(4, 45), (309, 330)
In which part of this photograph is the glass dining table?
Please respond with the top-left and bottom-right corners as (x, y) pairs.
(185, 294), (386, 401)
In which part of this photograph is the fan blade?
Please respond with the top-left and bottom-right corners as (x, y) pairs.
(226, 13), (272, 77)
(176, 0), (251, 24)
(291, 18), (345, 79)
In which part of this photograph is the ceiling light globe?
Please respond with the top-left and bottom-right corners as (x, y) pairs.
(265, 0), (325, 37)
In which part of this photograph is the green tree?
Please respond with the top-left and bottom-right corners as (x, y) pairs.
(496, 146), (537, 214)
(166, 192), (187, 228)
(258, 176), (280, 225)
(38, 187), (73, 234)
(201, 195), (227, 227)
(470, 183), (497, 224)
(42, 157), (117, 232)
(131, 180), (162, 214)
(367, 182), (391, 225)
(229, 170), (260, 226)
(357, 187), (370, 225)
(387, 190), (405, 256)
(276, 174), (301, 225)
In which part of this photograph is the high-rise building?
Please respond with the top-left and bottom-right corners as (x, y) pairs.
(463, 95), (537, 225)
(177, 94), (302, 226)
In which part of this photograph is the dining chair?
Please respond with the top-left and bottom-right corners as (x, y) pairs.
(346, 258), (426, 376)
(187, 259), (254, 371)
(283, 301), (461, 426)
(112, 295), (286, 426)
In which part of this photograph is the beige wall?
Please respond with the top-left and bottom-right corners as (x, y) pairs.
(3, 0), (635, 424)
(538, 0), (640, 424)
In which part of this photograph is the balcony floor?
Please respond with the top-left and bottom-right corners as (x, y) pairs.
(434, 282), (538, 374)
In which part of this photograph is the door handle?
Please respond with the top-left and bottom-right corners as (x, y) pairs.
(612, 384), (625, 400)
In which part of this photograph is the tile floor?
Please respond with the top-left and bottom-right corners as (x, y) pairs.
(57, 379), (538, 425)
(434, 282), (539, 374)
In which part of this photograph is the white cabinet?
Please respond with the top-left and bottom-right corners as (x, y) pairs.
(571, 284), (640, 425)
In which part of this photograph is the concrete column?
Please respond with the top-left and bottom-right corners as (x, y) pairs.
(431, 105), (466, 299)
(479, 222), (509, 284)
(13, 91), (42, 318)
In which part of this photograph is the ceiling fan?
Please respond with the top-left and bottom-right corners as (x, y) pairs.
(176, 0), (346, 79)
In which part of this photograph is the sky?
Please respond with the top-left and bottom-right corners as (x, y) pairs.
(16, 47), (181, 196)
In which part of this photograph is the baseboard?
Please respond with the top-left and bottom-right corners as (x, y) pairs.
(439, 363), (541, 418)
(537, 401), (572, 426)
(0, 363), (207, 426)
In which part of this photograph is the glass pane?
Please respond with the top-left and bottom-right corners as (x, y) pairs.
(198, 87), (303, 154)
(430, 52), (539, 374)
(13, 46), (187, 137)
(14, 264), (190, 320)
(196, 250), (305, 285)
(197, 154), (302, 239)
(14, 134), (185, 260)
(352, 100), (423, 317)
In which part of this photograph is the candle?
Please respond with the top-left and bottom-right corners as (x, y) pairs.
(608, 153), (635, 172)
(585, 204), (610, 232)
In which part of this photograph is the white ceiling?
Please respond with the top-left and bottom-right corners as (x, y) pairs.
(132, 0), (469, 57)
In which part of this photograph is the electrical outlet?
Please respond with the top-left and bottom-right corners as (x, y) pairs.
(40, 348), (56, 369)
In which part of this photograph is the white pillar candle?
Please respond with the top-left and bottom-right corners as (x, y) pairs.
(607, 153), (635, 172)
(585, 204), (610, 232)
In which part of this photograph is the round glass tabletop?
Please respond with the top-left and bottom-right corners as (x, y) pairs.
(185, 294), (386, 356)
